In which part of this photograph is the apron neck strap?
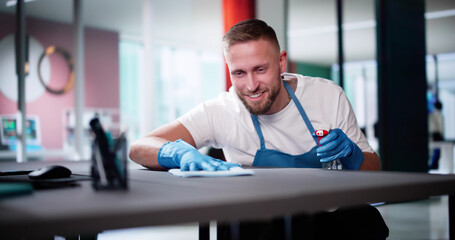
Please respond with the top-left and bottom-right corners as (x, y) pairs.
(251, 114), (266, 149)
(283, 80), (318, 145)
(250, 79), (319, 149)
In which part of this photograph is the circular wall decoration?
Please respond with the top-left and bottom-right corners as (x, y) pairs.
(0, 34), (50, 102)
(38, 46), (74, 95)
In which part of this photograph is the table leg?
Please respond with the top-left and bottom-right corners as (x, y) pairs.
(450, 195), (454, 240)
(284, 215), (292, 240)
(199, 222), (209, 240)
(230, 221), (240, 240)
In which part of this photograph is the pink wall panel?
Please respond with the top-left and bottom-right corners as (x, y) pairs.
(0, 13), (119, 149)
(85, 28), (119, 109)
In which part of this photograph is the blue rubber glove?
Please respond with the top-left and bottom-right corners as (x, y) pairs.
(157, 139), (240, 171)
(316, 129), (364, 170)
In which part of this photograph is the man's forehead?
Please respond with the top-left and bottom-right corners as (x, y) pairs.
(227, 41), (278, 60)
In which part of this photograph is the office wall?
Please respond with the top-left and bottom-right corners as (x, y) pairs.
(294, 62), (331, 80)
(0, 13), (119, 149)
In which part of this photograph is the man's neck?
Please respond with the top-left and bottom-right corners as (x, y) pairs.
(286, 79), (298, 95)
(268, 79), (297, 115)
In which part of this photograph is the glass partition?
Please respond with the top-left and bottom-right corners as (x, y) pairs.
(338, 0), (378, 150)
(287, 0), (337, 80)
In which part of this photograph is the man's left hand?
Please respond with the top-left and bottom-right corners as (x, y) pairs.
(316, 128), (364, 170)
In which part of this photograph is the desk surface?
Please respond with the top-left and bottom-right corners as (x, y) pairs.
(1, 160), (455, 238)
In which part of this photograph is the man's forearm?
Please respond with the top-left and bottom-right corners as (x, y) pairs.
(129, 120), (199, 170)
(359, 152), (381, 170)
(129, 136), (168, 170)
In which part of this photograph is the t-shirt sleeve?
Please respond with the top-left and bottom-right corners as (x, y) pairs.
(177, 98), (229, 150)
(177, 102), (214, 149)
(336, 89), (374, 153)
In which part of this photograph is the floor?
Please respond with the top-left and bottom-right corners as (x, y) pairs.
(93, 196), (450, 240)
(378, 196), (449, 240)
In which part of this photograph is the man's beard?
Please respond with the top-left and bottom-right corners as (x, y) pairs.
(236, 79), (281, 115)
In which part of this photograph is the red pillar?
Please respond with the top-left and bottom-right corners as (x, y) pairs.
(222, 0), (255, 91)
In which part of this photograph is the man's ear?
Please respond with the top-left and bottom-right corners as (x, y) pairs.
(279, 51), (287, 73)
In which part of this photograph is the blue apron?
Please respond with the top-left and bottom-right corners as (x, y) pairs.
(251, 80), (322, 168)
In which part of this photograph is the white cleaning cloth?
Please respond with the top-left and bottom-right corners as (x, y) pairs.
(169, 167), (254, 178)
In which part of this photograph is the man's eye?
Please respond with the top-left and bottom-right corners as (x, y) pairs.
(258, 68), (265, 73)
(233, 72), (243, 77)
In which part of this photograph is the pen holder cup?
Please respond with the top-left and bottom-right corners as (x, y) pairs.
(91, 136), (128, 190)
(90, 118), (128, 190)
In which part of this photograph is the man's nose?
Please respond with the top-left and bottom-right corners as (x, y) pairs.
(246, 75), (259, 92)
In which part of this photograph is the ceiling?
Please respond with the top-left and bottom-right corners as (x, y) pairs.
(0, 0), (454, 67)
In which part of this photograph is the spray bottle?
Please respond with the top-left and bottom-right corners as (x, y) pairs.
(315, 123), (341, 170)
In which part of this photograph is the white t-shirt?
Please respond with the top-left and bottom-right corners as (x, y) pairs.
(178, 73), (374, 166)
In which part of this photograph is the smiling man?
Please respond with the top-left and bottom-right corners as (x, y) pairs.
(128, 19), (388, 240)
(129, 19), (380, 172)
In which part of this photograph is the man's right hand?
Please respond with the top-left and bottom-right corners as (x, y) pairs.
(157, 139), (240, 171)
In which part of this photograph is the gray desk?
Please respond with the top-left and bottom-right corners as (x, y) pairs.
(1, 160), (455, 239)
